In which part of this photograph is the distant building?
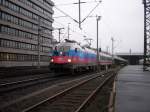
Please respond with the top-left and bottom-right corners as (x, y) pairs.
(0, 0), (54, 67)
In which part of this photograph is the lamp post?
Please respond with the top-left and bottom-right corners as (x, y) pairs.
(68, 23), (71, 40)
(96, 16), (101, 72)
(111, 37), (114, 65)
(57, 28), (64, 42)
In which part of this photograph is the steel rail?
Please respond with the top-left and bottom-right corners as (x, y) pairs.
(22, 74), (102, 112)
(22, 70), (115, 112)
(0, 72), (103, 110)
(75, 73), (114, 112)
(0, 75), (52, 86)
(0, 75), (54, 93)
(0, 71), (102, 93)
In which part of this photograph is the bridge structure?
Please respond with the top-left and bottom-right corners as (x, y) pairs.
(116, 53), (143, 65)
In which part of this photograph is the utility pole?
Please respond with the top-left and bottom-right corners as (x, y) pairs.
(68, 23), (70, 40)
(37, 17), (41, 69)
(79, 0), (81, 28)
(111, 37), (114, 64)
(74, 0), (86, 28)
(106, 46), (109, 53)
(96, 16), (101, 71)
(130, 49), (132, 55)
(58, 28), (64, 42)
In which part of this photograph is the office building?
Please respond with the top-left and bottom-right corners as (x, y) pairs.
(0, 0), (54, 67)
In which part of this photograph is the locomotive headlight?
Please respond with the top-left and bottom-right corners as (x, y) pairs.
(68, 59), (71, 63)
(60, 52), (63, 55)
(51, 59), (54, 62)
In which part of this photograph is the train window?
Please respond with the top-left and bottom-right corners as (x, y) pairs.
(64, 46), (70, 51)
(53, 46), (59, 56)
(75, 48), (77, 53)
(58, 46), (70, 52)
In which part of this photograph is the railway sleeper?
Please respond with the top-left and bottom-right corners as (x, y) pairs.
(60, 99), (82, 104)
(50, 106), (75, 112)
(65, 94), (89, 98)
(52, 101), (83, 109)
(51, 102), (78, 107)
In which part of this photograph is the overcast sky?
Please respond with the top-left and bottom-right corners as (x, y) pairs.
(52, 0), (144, 54)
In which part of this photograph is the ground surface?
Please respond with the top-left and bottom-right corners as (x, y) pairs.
(115, 65), (150, 112)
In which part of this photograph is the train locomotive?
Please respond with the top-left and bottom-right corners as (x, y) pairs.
(49, 39), (117, 73)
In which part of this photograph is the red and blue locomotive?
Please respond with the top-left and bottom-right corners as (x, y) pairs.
(49, 39), (113, 73)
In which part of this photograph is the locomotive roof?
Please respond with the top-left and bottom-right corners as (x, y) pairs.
(56, 41), (112, 57)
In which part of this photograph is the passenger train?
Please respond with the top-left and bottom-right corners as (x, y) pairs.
(49, 39), (126, 73)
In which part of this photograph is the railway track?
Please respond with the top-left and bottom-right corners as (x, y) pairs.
(0, 71), (93, 93)
(0, 67), (50, 79)
(22, 70), (116, 112)
(0, 71), (100, 110)
(0, 74), (55, 93)
(0, 70), (98, 93)
(0, 69), (118, 112)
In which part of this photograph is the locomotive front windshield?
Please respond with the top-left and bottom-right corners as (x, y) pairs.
(58, 46), (70, 52)
(53, 46), (70, 56)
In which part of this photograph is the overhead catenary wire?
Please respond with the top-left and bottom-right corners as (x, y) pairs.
(81, 0), (102, 23)
(54, 7), (79, 23)
(53, 20), (83, 39)
(53, 15), (67, 18)
(54, 1), (102, 27)
(55, 0), (102, 6)
(53, 21), (82, 35)
(53, 1), (102, 45)
(53, 20), (96, 43)
(54, 15), (116, 50)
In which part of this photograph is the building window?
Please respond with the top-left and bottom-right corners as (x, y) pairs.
(1, 0), (53, 28)
(0, 38), (39, 51)
(3, 0), (9, 8)
(0, 39), (2, 47)
(1, 26), (7, 33)
(1, 12), (36, 30)
(13, 4), (19, 12)
(32, 14), (38, 20)
(0, 52), (49, 61)
(1, 25), (39, 41)
(32, 24), (38, 30)
(0, 11), (1, 19)
(0, 25), (1, 32)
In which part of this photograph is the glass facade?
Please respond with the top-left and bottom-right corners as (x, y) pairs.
(0, 0), (54, 67)
(0, 52), (49, 62)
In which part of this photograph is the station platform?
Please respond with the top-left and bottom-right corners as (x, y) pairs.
(115, 65), (150, 112)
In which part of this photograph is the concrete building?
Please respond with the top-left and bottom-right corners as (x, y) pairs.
(0, 0), (54, 68)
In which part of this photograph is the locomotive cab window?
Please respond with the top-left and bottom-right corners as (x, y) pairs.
(75, 48), (78, 53)
(53, 46), (70, 56)
(58, 46), (70, 52)
(53, 46), (59, 56)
